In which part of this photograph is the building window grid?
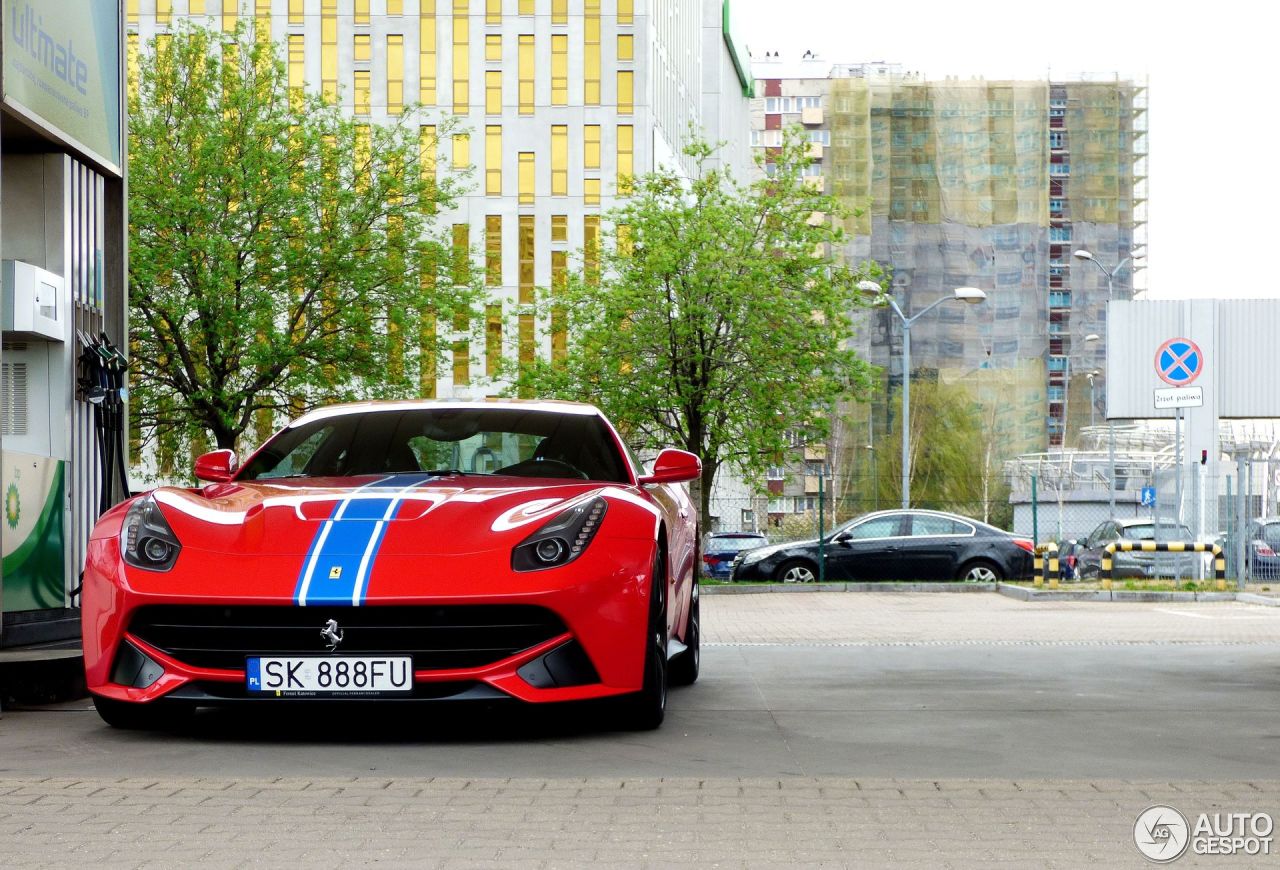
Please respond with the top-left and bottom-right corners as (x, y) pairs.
(354, 70), (371, 114)
(486, 0), (501, 25)
(552, 0), (568, 24)
(617, 70), (633, 115)
(320, 0), (337, 102)
(616, 125), (633, 195)
(452, 133), (470, 169)
(485, 34), (501, 62)
(518, 152), (535, 204)
(584, 0), (601, 105)
(485, 70), (502, 114)
(354, 34), (371, 63)
(485, 215), (502, 286)
(288, 0), (303, 24)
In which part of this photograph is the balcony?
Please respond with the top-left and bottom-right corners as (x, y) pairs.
(801, 106), (824, 125)
(807, 142), (824, 161)
(804, 475), (821, 495)
(804, 444), (827, 461)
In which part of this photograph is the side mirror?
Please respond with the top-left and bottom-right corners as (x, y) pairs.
(639, 448), (701, 485)
(833, 531), (853, 546)
(194, 449), (238, 483)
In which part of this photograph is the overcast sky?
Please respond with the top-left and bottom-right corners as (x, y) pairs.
(732, 0), (1274, 300)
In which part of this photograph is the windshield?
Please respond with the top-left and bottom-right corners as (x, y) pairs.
(1122, 523), (1193, 541)
(705, 535), (767, 554)
(238, 407), (631, 483)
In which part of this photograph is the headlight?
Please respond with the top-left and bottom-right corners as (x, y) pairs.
(739, 547), (772, 566)
(512, 497), (607, 572)
(119, 497), (182, 572)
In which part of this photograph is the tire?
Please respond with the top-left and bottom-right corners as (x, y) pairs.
(669, 581), (700, 687)
(619, 549), (668, 730)
(775, 559), (818, 584)
(92, 695), (193, 731)
(957, 559), (1004, 582)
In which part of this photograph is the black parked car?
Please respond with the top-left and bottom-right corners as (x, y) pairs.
(729, 509), (1035, 583)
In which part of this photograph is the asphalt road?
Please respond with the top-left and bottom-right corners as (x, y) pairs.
(1, 594), (1278, 780)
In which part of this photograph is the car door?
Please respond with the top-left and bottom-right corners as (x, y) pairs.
(898, 514), (972, 580)
(826, 514), (908, 580)
(1078, 521), (1113, 577)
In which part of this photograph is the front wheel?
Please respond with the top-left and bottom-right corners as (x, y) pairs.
(957, 559), (1004, 582)
(775, 559), (818, 584)
(618, 550), (668, 730)
(669, 582), (700, 687)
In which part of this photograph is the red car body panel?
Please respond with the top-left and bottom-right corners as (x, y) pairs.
(82, 401), (698, 708)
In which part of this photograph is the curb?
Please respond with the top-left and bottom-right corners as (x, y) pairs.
(702, 582), (1280, 607)
(704, 582), (996, 595)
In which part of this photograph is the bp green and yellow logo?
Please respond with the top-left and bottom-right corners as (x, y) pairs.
(5, 483), (19, 529)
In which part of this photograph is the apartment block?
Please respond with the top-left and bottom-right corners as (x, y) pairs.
(749, 54), (1146, 517)
(129, 0), (752, 397)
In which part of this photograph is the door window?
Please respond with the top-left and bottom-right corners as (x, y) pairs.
(844, 516), (903, 540)
(910, 515), (971, 536)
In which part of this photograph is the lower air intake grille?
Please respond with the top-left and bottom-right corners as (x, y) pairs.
(128, 604), (567, 671)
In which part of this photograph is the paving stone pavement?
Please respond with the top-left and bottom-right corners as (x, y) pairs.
(3, 776), (1278, 868)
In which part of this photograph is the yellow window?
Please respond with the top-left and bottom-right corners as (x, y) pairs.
(354, 0), (370, 25)
(354, 34), (371, 62)
(485, 126), (502, 195)
(156, 0), (171, 26)
(288, 35), (305, 104)
(255, 0), (271, 39)
(518, 35), (534, 115)
(551, 35), (567, 105)
(387, 35), (404, 114)
(485, 216), (503, 286)
(584, 125), (600, 169)
(584, 0), (600, 105)
(453, 1), (469, 114)
(420, 125), (437, 180)
(485, 70), (501, 114)
(518, 216), (535, 303)
(584, 216), (600, 284)
(551, 215), (568, 242)
(126, 34), (139, 99)
(617, 70), (633, 114)
(519, 0), (534, 13)
(617, 125), (633, 195)
(486, 34), (502, 62)
(486, 304), (503, 377)
(486, 0), (501, 24)
(127, 0), (138, 25)
(618, 0), (633, 25)
(616, 223), (633, 256)
(519, 152), (534, 205)
(420, 6), (437, 105)
(387, 0), (403, 13)
(321, 0), (337, 102)
(452, 224), (470, 284)
(583, 178), (600, 206)
(288, 0), (303, 24)
(551, 125), (568, 196)
(222, 0), (236, 32)
(354, 71), (371, 114)
(452, 133), (470, 169)
(617, 34), (633, 61)
(552, 0), (567, 24)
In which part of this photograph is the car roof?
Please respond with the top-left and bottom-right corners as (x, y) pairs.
(707, 532), (767, 538)
(288, 399), (604, 429)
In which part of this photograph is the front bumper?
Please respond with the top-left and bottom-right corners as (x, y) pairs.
(82, 539), (654, 707)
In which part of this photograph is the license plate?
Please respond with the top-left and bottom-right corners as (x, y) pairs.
(246, 656), (413, 696)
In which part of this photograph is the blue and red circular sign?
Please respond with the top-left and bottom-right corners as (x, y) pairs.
(1155, 338), (1203, 386)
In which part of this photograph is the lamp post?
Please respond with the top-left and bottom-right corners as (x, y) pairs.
(858, 281), (988, 509)
(1074, 250), (1139, 516)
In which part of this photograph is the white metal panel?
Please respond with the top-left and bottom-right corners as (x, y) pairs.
(1218, 300), (1280, 418)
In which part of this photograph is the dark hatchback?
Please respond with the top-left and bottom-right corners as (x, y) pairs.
(729, 509), (1034, 583)
(701, 532), (769, 578)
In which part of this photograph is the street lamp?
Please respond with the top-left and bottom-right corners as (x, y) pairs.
(858, 281), (988, 509)
(1075, 250), (1135, 515)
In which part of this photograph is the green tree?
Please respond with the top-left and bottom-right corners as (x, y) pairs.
(513, 134), (881, 529)
(128, 25), (478, 472)
(876, 378), (1012, 525)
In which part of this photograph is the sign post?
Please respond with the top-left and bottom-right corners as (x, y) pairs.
(1155, 338), (1205, 527)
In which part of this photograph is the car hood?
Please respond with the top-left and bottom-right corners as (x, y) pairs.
(148, 474), (627, 557)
